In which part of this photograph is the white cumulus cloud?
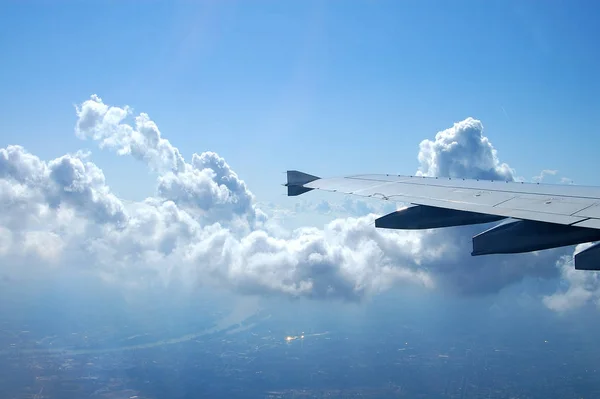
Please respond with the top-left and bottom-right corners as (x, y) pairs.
(0, 100), (591, 308)
(75, 95), (262, 227)
(417, 117), (514, 181)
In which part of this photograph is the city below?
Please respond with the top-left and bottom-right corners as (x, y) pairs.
(1, 308), (599, 399)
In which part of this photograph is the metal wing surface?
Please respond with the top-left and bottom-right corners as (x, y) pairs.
(285, 171), (600, 271)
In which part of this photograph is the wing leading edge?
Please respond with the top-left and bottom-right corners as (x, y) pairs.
(284, 170), (600, 271)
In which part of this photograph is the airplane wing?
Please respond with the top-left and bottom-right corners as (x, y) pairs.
(284, 171), (600, 271)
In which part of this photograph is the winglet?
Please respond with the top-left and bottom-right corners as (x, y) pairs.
(285, 170), (320, 196)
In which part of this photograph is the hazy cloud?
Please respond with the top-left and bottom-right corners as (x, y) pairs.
(543, 243), (600, 312)
(292, 197), (397, 218)
(560, 177), (574, 184)
(533, 169), (558, 183)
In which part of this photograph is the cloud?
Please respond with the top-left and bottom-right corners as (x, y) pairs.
(0, 95), (435, 301)
(417, 117), (515, 181)
(0, 146), (125, 272)
(0, 100), (587, 307)
(543, 243), (600, 312)
(560, 177), (574, 184)
(75, 95), (186, 173)
(292, 197), (397, 218)
(415, 225), (566, 296)
(75, 95), (262, 227)
(0, 145), (127, 230)
(533, 169), (558, 183)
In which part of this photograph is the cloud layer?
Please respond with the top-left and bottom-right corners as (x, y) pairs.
(0, 96), (592, 309)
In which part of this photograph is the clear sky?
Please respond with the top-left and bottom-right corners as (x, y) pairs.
(2, 1), (600, 204)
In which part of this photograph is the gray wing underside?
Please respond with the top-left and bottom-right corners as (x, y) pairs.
(284, 171), (600, 270)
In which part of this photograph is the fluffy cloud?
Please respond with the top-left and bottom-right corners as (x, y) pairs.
(417, 117), (515, 181)
(0, 99), (589, 307)
(75, 95), (262, 227)
(75, 96), (186, 173)
(0, 95), (435, 301)
(0, 145), (126, 228)
(543, 243), (600, 312)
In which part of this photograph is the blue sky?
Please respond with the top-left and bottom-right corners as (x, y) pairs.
(2, 1), (600, 204)
(5, 6), (600, 397)
(1, 1), (600, 316)
(5, 5), (600, 397)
